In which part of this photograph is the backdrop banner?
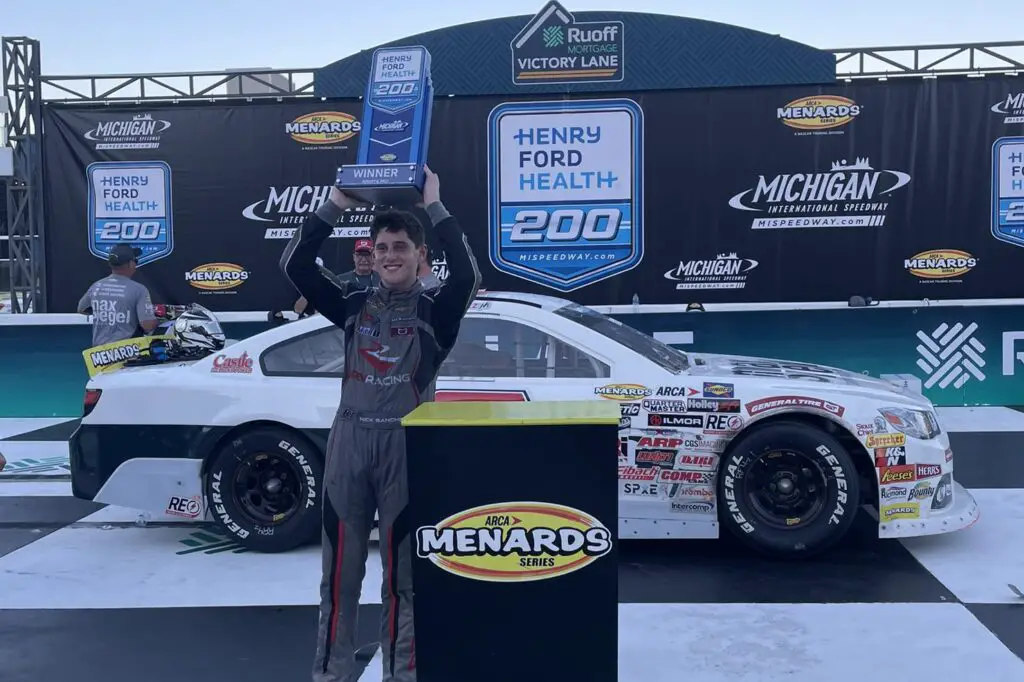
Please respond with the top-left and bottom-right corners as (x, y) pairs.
(42, 76), (1024, 312)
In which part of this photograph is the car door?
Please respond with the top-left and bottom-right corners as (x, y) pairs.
(434, 311), (665, 519)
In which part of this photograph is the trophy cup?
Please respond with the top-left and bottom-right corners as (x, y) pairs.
(336, 45), (434, 206)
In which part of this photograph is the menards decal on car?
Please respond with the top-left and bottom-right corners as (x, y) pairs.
(595, 384), (652, 401)
(745, 395), (845, 418)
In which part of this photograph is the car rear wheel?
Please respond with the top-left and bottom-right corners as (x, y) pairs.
(717, 419), (860, 558)
(205, 426), (324, 553)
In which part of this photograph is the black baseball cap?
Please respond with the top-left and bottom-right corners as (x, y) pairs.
(108, 244), (142, 266)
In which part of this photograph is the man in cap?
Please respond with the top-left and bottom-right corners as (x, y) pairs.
(337, 238), (381, 288)
(77, 244), (158, 346)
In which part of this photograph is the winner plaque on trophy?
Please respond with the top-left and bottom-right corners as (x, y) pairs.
(336, 45), (434, 206)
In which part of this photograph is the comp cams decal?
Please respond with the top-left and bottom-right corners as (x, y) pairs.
(415, 501), (612, 582)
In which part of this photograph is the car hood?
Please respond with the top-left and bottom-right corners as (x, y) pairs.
(686, 352), (928, 405)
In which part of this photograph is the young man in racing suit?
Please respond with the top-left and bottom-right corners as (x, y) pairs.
(280, 166), (481, 682)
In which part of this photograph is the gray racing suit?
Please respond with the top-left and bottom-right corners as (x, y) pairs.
(281, 199), (481, 682)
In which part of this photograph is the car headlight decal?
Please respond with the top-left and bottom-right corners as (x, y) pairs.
(877, 407), (941, 440)
(931, 473), (953, 510)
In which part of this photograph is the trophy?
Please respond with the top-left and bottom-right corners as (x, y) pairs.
(336, 45), (434, 206)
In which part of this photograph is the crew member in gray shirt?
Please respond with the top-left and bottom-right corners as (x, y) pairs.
(77, 244), (158, 346)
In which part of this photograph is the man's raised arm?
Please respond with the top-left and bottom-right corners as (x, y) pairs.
(279, 187), (363, 329)
(426, 196), (482, 351)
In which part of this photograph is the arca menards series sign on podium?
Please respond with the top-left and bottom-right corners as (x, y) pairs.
(487, 98), (644, 292)
(415, 501), (613, 582)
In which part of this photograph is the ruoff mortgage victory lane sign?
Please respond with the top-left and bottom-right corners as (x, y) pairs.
(510, 1), (624, 85)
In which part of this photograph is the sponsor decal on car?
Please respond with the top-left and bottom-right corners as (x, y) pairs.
(702, 382), (735, 398)
(676, 454), (716, 469)
(636, 436), (682, 449)
(681, 435), (727, 453)
(667, 483), (715, 500)
(671, 501), (715, 513)
(211, 351), (254, 374)
(185, 262), (250, 293)
(880, 502), (921, 521)
(595, 384), (652, 401)
(687, 398), (741, 413)
(880, 485), (909, 501)
(634, 449), (674, 467)
(916, 464), (942, 479)
(654, 386), (699, 397)
(658, 469), (712, 484)
(865, 433), (906, 449)
(165, 495), (203, 519)
(619, 466), (658, 481)
(704, 414), (743, 434)
(621, 482), (659, 497)
(944, 448), (954, 463)
(745, 396), (845, 418)
(414, 502), (613, 582)
(856, 423), (875, 437)
(777, 95), (861, 132)
(879, 465), (916, 484)
(874, 446), (907, 468)
(641, 398), (687, 414)
(648, 414), (702, 428)
(620, 403), (641, 416)
(908, 481), (935, 502)
(286, 111), (361, 147)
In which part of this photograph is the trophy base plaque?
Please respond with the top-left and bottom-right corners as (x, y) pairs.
(336, 164), (425, 207)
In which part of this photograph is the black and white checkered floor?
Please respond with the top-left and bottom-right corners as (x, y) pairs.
(3, 409), (1024, 682)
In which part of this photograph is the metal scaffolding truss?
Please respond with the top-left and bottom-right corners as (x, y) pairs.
(831, 40), (1024, 79)
(3, 36), (1024, 314)
(41, 67), (317, 103)
(2, 37), (44, 313)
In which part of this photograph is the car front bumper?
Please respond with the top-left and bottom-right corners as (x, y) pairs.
(878, 481), (979, 539)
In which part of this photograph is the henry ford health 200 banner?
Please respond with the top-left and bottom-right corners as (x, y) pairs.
(487, 98), (644, 293)
(86, 161), (174, 266)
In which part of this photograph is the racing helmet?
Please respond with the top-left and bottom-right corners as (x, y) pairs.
(172, 304), (226, 352)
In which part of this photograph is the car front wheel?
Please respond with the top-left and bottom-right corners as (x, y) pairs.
(717, 419), (860, 558)
(205, 426), (324, 553)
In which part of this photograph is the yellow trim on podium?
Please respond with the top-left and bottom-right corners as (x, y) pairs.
(401, 400), (620, 427)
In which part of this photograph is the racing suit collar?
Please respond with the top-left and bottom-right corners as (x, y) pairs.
(376, 278), (422, 302)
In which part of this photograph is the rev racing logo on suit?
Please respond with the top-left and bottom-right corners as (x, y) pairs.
(415, 501), (612, 582)
(285, 111), (361, 149)
(777, 95), (861, 135)
(242, 185), (372, 240)
(359, 342), (401, 372)
(186, 263), (250, 293)
(728, 156), (911, 230)
(83, 112), (171, 150)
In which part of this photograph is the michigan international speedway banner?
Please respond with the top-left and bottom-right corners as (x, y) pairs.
(41, 77), (1024, 312)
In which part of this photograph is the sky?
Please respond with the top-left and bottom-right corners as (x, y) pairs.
(5, 0), (1024, 78)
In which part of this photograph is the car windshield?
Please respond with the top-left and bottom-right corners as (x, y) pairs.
(552, 303), (689, 373)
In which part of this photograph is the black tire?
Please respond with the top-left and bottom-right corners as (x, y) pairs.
(205, 426), (324, 553)
(717, 419), (860, 558)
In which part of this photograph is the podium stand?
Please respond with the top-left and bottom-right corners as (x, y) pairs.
(401, 400), (620, 682)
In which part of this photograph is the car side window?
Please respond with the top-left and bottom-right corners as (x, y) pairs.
(261, 327), (346, 376)
(440, 316), (610, 379)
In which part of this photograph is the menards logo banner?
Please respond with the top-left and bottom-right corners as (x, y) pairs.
(82, 335), (174, 378)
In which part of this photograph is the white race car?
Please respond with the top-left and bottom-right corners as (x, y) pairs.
(69, 291), (979, 558)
